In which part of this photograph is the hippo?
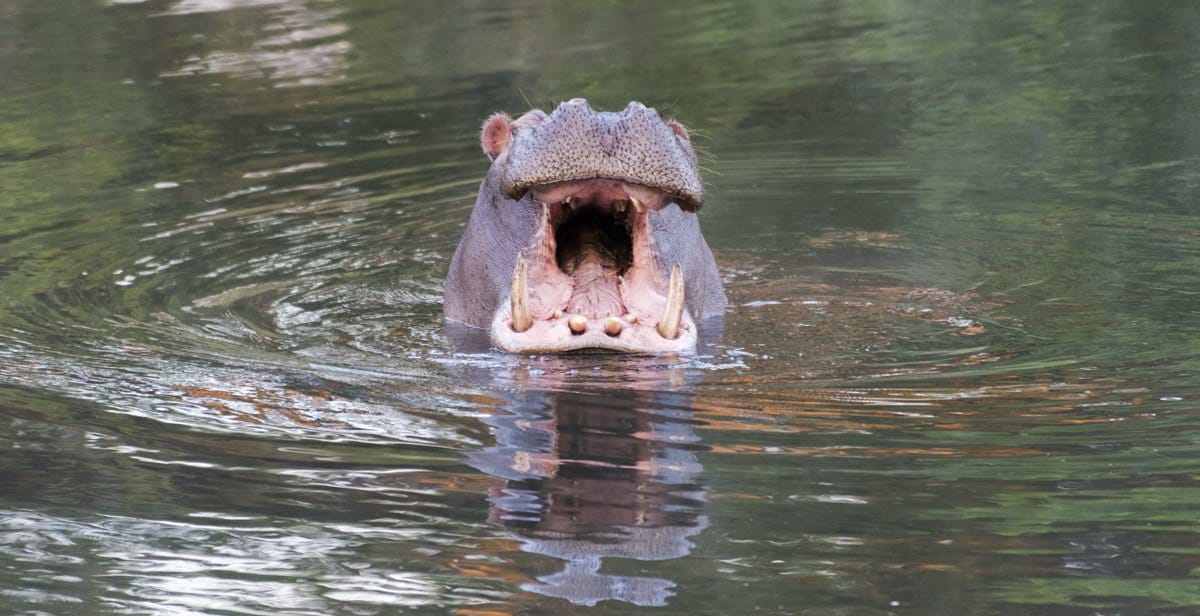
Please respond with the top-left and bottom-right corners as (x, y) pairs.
(443, 99), (726, 353)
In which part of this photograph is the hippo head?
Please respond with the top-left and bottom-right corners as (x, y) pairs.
(444, 99), (726, 353)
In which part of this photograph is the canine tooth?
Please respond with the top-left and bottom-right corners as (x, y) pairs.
(624, 313), (637, 324)
(510, 254), (533, 333)
(656, 263), (684, 340)
(568, 315), (588, 334)
(552, 308), (563, 319)
(630, 196), (644, 213)
(604, 316), (623, 336)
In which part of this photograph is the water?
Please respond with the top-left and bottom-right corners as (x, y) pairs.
(2, 1), (1198, 613)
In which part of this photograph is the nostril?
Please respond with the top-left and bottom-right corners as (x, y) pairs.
(624, 100), (652, 116)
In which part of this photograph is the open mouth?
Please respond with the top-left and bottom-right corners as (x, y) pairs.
(491, 178), (695, 353)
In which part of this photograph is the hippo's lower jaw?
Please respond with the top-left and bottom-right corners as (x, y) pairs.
(489, 178), (698, 353)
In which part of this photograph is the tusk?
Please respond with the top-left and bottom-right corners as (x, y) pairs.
(656, 263), (684, 340)
(510, 254), (533, 333)
(630, 196), (643, 213)
(568, 315), (588, 334)
(604, 316), (623, 336)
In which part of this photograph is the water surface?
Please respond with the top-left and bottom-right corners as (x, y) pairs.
(2, 1), (1199, 613)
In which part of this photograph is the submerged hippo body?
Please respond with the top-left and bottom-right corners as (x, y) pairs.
(444, 99), (726, 353)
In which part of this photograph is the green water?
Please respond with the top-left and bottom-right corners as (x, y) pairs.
(2, 1), (1198, 613)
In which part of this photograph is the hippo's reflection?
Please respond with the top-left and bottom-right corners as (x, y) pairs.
(466, 363), (708, 607)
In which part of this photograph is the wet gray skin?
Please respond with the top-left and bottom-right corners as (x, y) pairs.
(443, 99), (726, 353)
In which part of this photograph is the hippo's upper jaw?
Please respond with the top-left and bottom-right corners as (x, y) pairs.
(500, 100), (704, 212)
(444, 99), (726, 354)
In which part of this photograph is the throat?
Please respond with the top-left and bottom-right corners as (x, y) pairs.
(555, 210), (631, 319)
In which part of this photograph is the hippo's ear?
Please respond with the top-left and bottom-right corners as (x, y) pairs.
(667, 119), (690, 141)
(481, 113), (513, 160)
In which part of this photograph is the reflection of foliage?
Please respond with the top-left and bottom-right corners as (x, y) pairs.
(996, 578), (1200, 611)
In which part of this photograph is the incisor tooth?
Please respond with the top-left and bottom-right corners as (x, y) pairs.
(552, 308), (563, 319)
(604, 316), (623, 336)
(656, 263), (684, 340)
(568, 315), (588, 334)
(624, 313), (637, 324)
(613, 200), (627, 213)
(510, 254), (532, 333)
